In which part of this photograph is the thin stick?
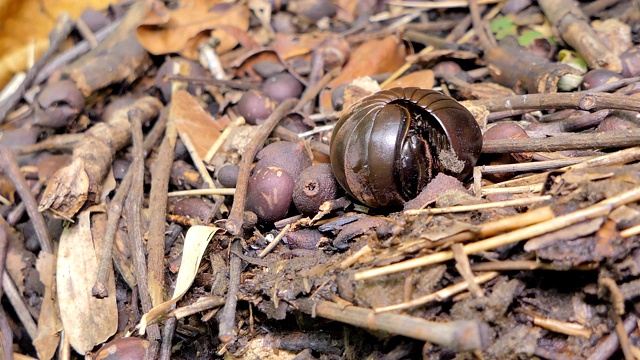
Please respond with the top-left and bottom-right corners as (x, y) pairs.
(3, 271), (37, 339)
(92, 170), (133, 297)
(405, 195), (552, 215)
(15, 133), (84, 155)
(159, 314), (177, 360)
(468, 0), (492, 50)
(387, 0), (501, 8)
(482, 129), (640, 154)
(470, 91), (640, 114)
(613, 313), (635, 360)
(470, 260), (597, 272)
(294, 298), (490, 352)
(0, 218), (12, 360)
(225, 98), (297, 236)
(33, 20), (122, 85)
(292, 67), (340, 113)
(92, 111), (166, 298)
(375, 272), (499, 313)
(147, 119), (176, 307)
(477, 157), (594, 174)
(218, 239), (243, 343)
(0, 307), (12, 360)
(0, 147), (52, 253)
(588, 314), (638, 360)
(75, 17), (98, 48)
(355, 185), (640, 281)
(258, 224), (290, 258)
(126, 110), (161, 341)
(170, 296), (226, 320)
(168, 188), (235, 197)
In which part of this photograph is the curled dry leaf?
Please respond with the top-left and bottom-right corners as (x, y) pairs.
(136, 1), (250, 59)
(57, 210), (117, 355)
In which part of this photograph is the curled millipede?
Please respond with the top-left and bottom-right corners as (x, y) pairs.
(330, 87), (482, 208)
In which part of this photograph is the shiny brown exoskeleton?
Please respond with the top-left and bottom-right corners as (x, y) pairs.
(330, 87), (482, 208)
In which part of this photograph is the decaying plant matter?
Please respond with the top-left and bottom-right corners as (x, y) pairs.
(1, 0), (640, 359)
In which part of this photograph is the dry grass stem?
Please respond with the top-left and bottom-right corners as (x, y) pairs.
(477, 157), (595, 174)
(405, 195), (552, 215)
(340, 245), (373, 269)
(204, 117), (244, 164)
(258, 224), (290, 258)
(452, 244), (484, 297)
(480, 184), (543, 195)
(167, 188), (235, 197)
(532, 315), (592, 338)
(356, 186), (640, 280)
(374, 272), (499, 313)
(484, 146), (640, 189)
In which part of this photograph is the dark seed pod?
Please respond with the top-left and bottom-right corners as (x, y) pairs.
(34, 80), (84, 128)
(330, 87), (482, 208)
(288, 0), (337, 23)
(246, 166), (294, 223)
(582, 69), (622, 90)
(280, 113), (314, 133)
(262, 72), (304, 104)
(253, 61), (286, 78)
(293, 164), (340, 215)
(237, 89), (277, 125)
(94, 337), (150, 360)
(285, 228), (323, 250)
(254, 141), (312, 181)
(621, 47), (640, 78)
(217, 164), (240, 188)
(171, 198), (214, 222)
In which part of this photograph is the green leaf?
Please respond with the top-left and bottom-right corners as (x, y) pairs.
(490, 16), (517, 40)
(518, 29), (544, 47)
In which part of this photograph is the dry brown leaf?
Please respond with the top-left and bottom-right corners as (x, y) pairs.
(57, 209), (117, 355)
(136, 1), (250, 60)
(33, 251), (63, 360)
(0, 0), (117, 89)
(172, 90), (223, 159)
(319, 35), (408, 112)
(272, 32), (329, 59)
(382, 69), (434, 90)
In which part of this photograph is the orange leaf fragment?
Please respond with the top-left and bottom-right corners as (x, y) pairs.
(319, 35), (408, 112)
(172, 91), (223, 159)
(136, 1), (250, 59)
